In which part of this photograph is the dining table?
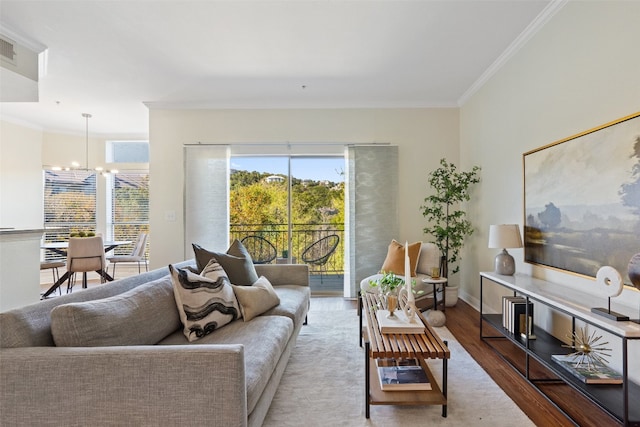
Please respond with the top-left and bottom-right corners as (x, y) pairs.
(40, 240), (131, 298)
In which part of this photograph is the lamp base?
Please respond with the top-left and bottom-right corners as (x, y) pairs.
(494, 249), (515, 275)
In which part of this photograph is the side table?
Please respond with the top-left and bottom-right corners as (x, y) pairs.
(422, 277), (447, 312)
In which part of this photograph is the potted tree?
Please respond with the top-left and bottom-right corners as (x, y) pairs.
(421, 158), (481, 306)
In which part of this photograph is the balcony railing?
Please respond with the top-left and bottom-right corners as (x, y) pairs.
(230, 223), (344, 276)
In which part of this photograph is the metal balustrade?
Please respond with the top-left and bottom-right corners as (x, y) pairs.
(230, 223), (345, 276)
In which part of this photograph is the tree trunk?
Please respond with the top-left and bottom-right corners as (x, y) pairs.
(440, 255), (448, 279)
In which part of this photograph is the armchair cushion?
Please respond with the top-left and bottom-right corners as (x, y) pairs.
(50, 275), (180, 347)
(380, 240), (421, 276)
(416, 242), (441, 275)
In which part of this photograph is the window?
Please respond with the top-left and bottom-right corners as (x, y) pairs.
(107, 172), (149, 256)
(43, 170), (97, 259)
(106, 141), (149, 163)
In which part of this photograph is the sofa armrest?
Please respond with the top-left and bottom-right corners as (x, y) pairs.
(1, 345), (247, 426)
(254, 264), (309, 287)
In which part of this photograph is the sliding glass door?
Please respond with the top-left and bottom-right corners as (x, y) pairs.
(184, 143), (397, 297)
(230, 156), (345, 290)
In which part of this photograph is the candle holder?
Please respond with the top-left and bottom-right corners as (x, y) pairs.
(399, 288), (418, 323)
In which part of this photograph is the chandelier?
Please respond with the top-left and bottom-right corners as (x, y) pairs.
(50, 113), (118, 175)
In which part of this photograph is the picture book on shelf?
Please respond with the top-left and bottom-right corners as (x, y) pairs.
(501, 296), (535, 339)
(551, 354), (622, 385)
(376, 358), (431, 391)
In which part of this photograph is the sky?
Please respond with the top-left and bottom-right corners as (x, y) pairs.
(231, 156), (345, 182)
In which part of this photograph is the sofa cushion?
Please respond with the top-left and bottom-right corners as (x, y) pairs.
(1, 263), (190, 349)
(50, 275), (180, 347)
(264, 285), (310, 327)
(192, 239), (259, 286)
(232, 276), (281, 321)
(157, 315), (293, 415)
(380, 240), (421, 276)
(169, 261), (241, 342)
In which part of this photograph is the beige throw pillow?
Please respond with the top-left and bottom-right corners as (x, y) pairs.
(380, 239), (422, 276)
(232, 276), (281, 322)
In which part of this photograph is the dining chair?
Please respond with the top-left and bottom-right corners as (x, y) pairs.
(66, 236), (107, 292)
(106, 232), (148, 279)
(40, 261), (66, 295)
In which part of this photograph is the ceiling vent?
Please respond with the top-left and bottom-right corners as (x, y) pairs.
(0, 36), (17, 65)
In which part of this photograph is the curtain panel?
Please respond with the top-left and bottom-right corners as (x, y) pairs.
(183, 145), (230, 259)
(345, 145), (399, 298)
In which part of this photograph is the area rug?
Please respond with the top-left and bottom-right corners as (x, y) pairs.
(263, 309), (535, 427)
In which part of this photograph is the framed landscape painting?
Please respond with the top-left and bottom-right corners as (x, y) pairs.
(523, 112), (640, 285)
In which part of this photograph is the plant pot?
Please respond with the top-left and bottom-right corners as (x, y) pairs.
(444, 285), (458, 307)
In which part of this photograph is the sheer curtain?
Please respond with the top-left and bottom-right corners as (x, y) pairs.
(184, 145), (230, 259)
(184, 142), (398, 298)
(345, 145), (399, 298)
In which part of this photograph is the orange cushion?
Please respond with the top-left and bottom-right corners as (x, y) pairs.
(380, 240), (422, 276)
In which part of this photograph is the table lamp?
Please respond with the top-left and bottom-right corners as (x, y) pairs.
(488, 224), (522, 275)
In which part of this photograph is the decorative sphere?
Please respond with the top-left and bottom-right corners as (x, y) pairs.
(425, 309), (446, 327)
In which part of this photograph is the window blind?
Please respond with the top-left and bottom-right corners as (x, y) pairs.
(109, 172), (149, 256)
(43, 170), (97, 260)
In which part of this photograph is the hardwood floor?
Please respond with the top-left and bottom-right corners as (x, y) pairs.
(311, 296), (620, 427)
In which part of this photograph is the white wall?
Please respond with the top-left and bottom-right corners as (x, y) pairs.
(148, 108), (460, 271)
(460, 1), (640, 379)
(0, 120), (43, 228)
(460, 0), (640, 306)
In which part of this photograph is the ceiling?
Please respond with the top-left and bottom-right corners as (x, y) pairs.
(0, 0), (556, 138)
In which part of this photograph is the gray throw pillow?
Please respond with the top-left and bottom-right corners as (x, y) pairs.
(169, 260), (240, 342)
(192, 239), (259, 286)
(50, 276), (180, 347)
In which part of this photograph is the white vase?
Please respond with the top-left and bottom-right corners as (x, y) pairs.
(444, 285), (458, 307)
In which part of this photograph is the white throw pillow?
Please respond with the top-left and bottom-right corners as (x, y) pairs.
(169, 260), (240, 342)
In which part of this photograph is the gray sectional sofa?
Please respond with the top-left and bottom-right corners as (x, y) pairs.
(0, 261), (310, 427)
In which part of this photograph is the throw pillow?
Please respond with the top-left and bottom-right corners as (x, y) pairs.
(169, 260), (240, 342)
(50, 275), (180, 347)
(232, 276), (281, 322)
(192, 239), (259, 286)
(416, 242), (440, 275)
(380, 239), (422, 276)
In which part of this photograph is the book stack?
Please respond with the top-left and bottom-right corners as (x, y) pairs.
(502, 296), (536, 339)
(376, 358), (431, 391)
(551, 354), (622, 385)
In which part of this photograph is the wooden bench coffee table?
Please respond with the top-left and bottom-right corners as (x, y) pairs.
(362, 292), (450, 418)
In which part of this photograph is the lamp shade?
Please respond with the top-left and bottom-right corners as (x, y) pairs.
(488, 224), (523, 249)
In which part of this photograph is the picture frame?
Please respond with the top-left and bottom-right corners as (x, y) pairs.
(523, 112), (640, 285)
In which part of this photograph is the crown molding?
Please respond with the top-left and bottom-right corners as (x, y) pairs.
(457, 0), (568, 107)
(0, 23), (47, 53)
